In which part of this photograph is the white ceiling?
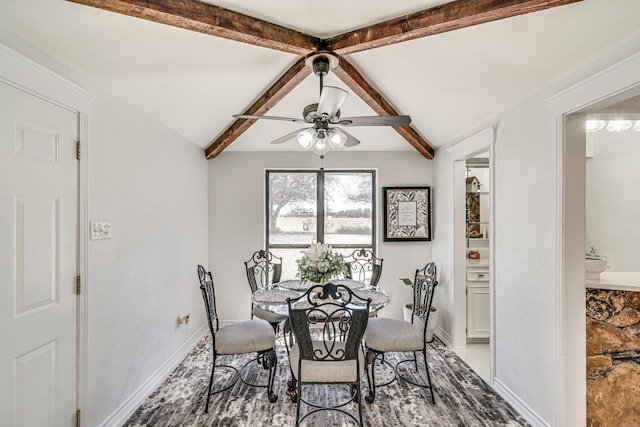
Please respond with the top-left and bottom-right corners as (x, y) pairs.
(1, 0), (640, 154)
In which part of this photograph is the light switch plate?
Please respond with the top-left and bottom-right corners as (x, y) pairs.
(90, 221), (112, 240)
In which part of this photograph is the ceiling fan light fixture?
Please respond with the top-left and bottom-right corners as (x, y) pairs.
(297, 128), (315, 149)
(327, 128), (347, 149)
(311, 139), (330, 155)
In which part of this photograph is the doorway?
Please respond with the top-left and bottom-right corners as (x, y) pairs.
(551, 52), (640, 423)
(563, 88), (640, 425)
(448, 127), (494, 385)
(455, 155), (491, 382)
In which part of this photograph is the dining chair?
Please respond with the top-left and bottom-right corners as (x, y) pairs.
(343, 248), (383, 287)
(363, 262), (438, 404)
(197, 265), (278, 413)
(244, 249), (287, 332)
(286, 282), (371, 426)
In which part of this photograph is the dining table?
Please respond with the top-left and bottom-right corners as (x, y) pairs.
(251, 278), (391, 317)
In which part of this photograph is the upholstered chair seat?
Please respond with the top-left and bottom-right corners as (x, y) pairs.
(289, 341), (365, 383)
(364, 318), (424, 352)
(215, 319), (276, 355)
(252, 306), (288, 325)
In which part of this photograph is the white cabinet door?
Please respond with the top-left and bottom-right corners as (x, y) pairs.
(0, 82), (78, 426)
(467, 284), (490, 339)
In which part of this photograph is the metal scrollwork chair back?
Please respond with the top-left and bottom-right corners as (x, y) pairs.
(286, 282), (371, 426)
(343, 248), (383, 287)
(197, 265), (278, 413)
(244, 250), (287, 332)
(245, 249), (282, 293)
(363, 262), (438, 404)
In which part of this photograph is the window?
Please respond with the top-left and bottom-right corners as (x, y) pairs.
(266, 170), (376, 279)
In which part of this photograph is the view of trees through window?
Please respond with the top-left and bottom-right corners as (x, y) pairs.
(266, 170), (375, 279)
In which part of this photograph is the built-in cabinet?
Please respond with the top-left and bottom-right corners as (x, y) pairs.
(466, 268), (490, 339)
(466, 159), (490, 342)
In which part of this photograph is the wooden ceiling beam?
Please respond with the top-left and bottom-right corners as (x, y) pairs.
(70, 0), (584, 158)
(325, 0), (584, 55)
(205, 57), (311, 159)
(333, 57), (435, 159)
(67, 0), (320, 55)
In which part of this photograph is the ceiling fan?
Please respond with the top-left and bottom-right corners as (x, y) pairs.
(234, 56), (412, 154)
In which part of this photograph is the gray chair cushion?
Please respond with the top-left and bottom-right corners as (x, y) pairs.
(364, 317), (424, 352)
(216, 319), (276, 355)
(289, 340), (364, 383)
(253, 306), (288, 323)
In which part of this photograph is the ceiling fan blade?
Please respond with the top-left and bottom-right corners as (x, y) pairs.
(317, 86), (348, 119)
(269, 127), (309, 144)
(233, 114), (307, 123)
(335, 127), (361, 148)
(336, 115), (412, 127)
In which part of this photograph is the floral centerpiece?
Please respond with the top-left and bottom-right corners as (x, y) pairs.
(296, 243), (346, 284)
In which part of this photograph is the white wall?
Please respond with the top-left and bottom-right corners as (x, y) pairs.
(493, 97), (559, 424)
(0, 39), (210, 426)
(586, 130), (640, 271)
(87, 88), (208, 425)
(208, 151), (434, 322)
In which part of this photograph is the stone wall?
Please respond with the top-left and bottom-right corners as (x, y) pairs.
(586, 289), (640, 426)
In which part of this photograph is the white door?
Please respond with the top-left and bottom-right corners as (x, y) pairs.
(0, 82), (78, 426)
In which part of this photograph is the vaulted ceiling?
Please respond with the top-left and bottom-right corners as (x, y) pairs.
(2, 0), (640, 159)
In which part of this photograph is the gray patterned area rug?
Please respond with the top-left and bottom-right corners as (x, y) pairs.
(124, 334), (530, 426)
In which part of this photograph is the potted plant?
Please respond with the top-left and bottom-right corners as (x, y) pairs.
(400, 278), (439, 342)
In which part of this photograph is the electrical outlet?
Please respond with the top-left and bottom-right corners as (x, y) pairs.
(90, 221), (112, 240)
(177, 314), (190, 325)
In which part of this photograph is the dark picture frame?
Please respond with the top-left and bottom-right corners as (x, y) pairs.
(383, 186), (432, 241)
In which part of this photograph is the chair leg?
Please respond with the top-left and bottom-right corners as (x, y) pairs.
(422, 348), (435, 404)
(205, 352), (217, 413)
(295, 376), (303, 426)
(364, 348), (379, 404)
(283, 320), (298, 398)
(356, 380), (364, 427)
(266, 348), (278, 403)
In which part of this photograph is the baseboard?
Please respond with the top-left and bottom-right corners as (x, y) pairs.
(434, 326), (452, 347)
(492, 378), (550, 427)
(99, 325), (208, 427)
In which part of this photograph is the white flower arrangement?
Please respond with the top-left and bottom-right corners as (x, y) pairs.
(296, 243), (346, 284)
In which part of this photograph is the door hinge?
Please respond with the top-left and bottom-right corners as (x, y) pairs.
(76, 409), (81, 427)
(76, 275), (81, 295)
(76, 141), (81, 160)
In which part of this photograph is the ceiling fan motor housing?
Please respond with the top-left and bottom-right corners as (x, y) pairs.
(312, 56), (330, 77)
(303, 103), (340, 122)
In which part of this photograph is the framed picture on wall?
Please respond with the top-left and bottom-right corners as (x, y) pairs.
(383, 186), (432, 241)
